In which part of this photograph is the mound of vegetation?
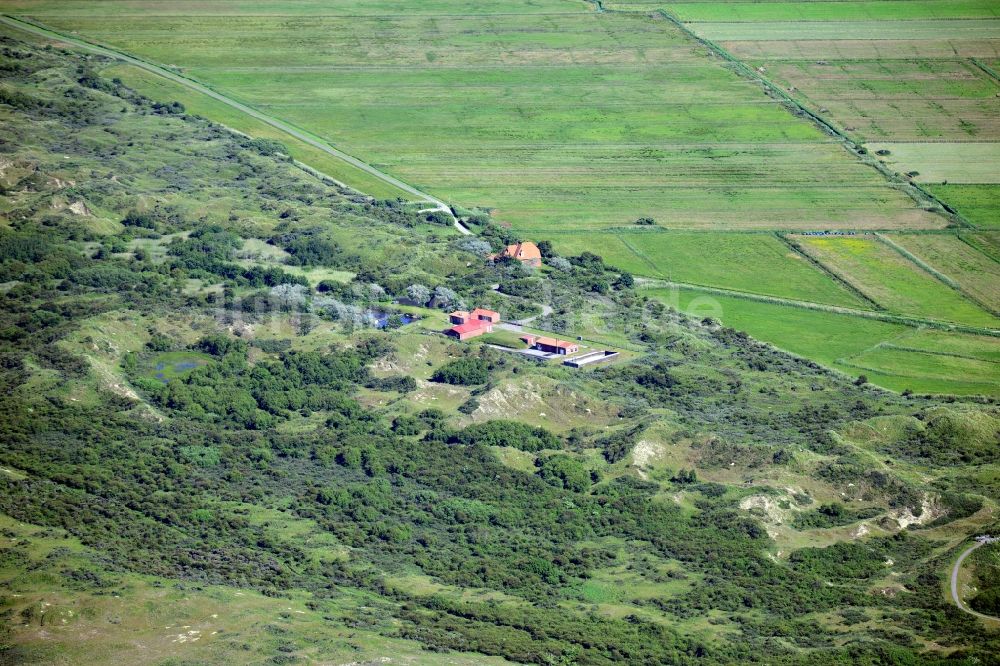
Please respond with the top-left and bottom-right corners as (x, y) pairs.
(792, 503), (882, 530)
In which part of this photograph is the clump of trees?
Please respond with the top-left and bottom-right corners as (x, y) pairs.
(431, 357), (490, 385)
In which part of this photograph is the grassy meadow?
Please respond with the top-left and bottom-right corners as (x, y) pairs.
(929, 185), (1000, 228)
(3, 0), (941, 231)
(655, 0), (1000, 221)
(794, 236), (999, 327)
(892, 233), (1000, 312)
(659, 1), (1000, 23)
(867, 143), (1000, 185)
(551, 230), (869, 307)
(645, 285), (1000, 395)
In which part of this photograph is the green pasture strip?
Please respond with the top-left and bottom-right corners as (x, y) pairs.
(103, 64), (410, 199)
(645, 285), (998, 395)
(958, 231), (1000, 262)
(1, 0), (592, 16)
(884, 328), (1000, 363)
(838, 345), (998, 395)
(639, 277), (999, 336)
(550, 230), (869, 307)
(685, 18), (1000, 42)
(719, 37), (1000, 62)
(753, 59), (1000, 143)
(795, 235), (1000, 328)
(661, 1), (1000, 23)
(887, 233), (1000, 314)
(928, 185), (1000, 229)
(868, 143), (1000, 185)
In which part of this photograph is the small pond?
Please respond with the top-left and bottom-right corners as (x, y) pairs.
(148, 352), (212, 382)
(368, 310), (417, 329)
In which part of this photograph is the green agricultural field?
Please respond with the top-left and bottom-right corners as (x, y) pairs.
(659, 0), (1000, 200)
(550, 230), (869, 307)
(720, 37), (1000, 61)
(657, 1), (1000, 23)
(684, 18), (1000, 43)
(758, 59), (999, 143)
(840, 345), (999, 395)
(891, 233), (1000, 312)
(1, 0), (941, 231)
(868, 143), (1000, 185)
(961, 231), (1000, 261)
(645, 285), (999, 395)
(928, 185), (1000, 228)
(1, 0), (588, 15)
(795, 236), (1000, 328)
(877, 327), (1000, 364)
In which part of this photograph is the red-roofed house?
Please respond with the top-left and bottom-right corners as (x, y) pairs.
(470, 307), (501, 323)
(449, 310), (471, 325)
(450, 308), (500, 325)
(520, 334), (579, 355)
(446, 306), (500, 340)
(446, 319), (493, 341)
(498, 241), (542, 267)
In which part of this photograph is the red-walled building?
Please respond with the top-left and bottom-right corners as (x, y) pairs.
(520, 334), (579, 355)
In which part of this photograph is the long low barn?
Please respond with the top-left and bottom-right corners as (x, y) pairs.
(521, 334), (579, 355)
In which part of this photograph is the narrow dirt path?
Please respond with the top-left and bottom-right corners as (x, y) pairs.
(0, 14), (469, 235)
(950, 540), (1000, 622)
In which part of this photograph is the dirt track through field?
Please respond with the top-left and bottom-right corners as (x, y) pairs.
(0, 14), (471, 235)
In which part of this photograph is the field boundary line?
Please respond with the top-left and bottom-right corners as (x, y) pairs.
(880, 344), (1000, 365)
(613, 233), (665, 277)
(970, 58), (1000, 83)
(0, 14), (472, 236)
(957, 233), (1000, 263)
(789, 239), (895, 313)
(637, 278), (1000, 337)
(832, 358), (996, 386)
(632, 7), (974, 230)
(776, 233), (883, 311)
(875, 233), (1000, 317)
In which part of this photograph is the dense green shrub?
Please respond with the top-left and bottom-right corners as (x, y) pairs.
(430, 357), (490, 385)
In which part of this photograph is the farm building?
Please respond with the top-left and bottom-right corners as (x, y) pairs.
(446, 320), (493, 341)
(449, 310), (472, 325)
(496, 241), (542, 267)
(446, 306), (500, 340)
(449, 308), (500, 325)
(521, 334), (579, 355)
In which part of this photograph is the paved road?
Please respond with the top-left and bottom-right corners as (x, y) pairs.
(950, 540), (1000, 622)
(0, 14), (471, 236)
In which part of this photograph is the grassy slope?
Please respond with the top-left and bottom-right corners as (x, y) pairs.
(0, 513), (514, 666)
